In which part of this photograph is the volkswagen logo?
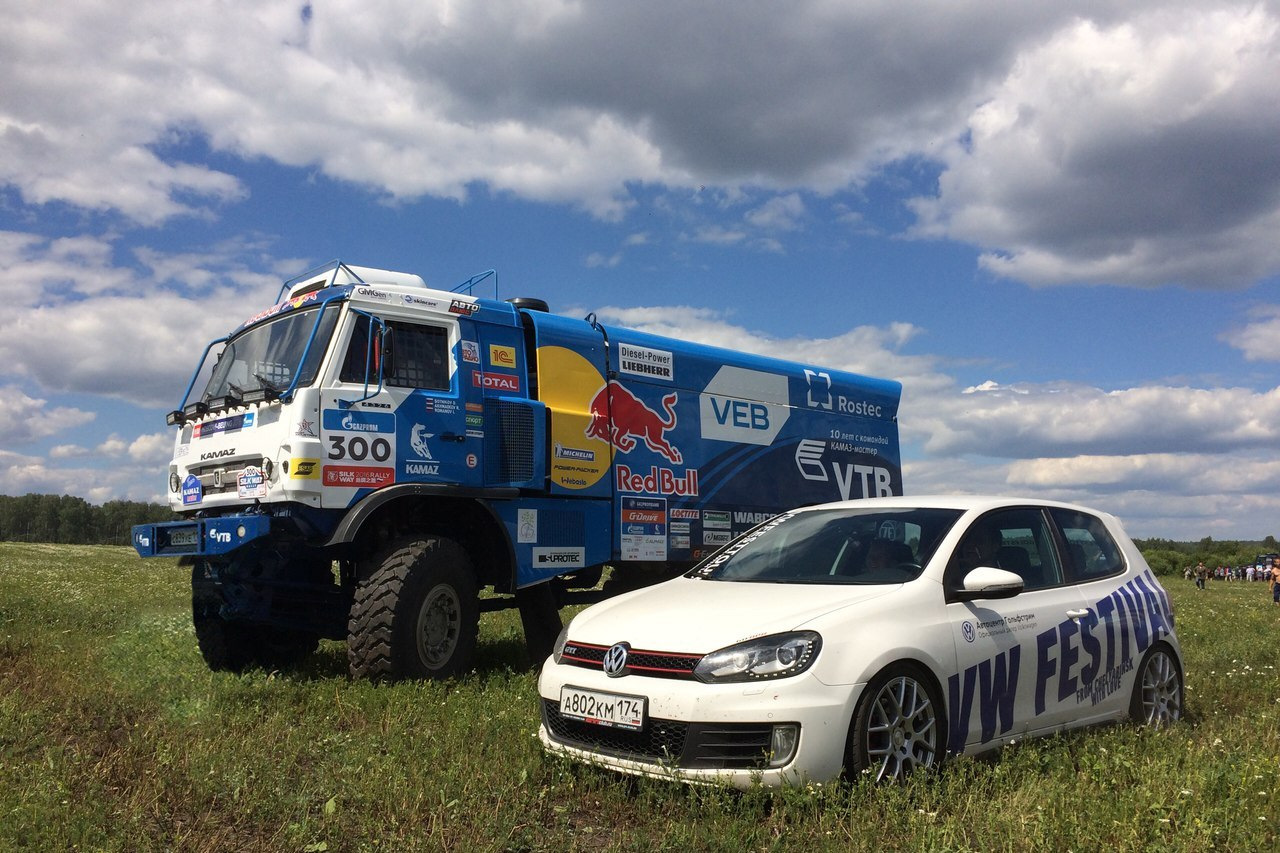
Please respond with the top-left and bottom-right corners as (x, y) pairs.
(602, 642), (630, 677)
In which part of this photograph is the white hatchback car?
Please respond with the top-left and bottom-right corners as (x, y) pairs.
(537, 496), (1183, 788)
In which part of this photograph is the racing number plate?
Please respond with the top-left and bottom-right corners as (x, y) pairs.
(559, 686), (647, 730)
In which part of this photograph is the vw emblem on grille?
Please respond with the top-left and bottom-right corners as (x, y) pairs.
(602, 642), (630, 677)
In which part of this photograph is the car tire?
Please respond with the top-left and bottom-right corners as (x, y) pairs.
(846, 663), (944, 783)
(1129, 642), (1184, 725)
(348, 535), (479, 680)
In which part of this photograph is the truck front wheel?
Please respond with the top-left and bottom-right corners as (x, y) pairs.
(347, 536), (480, 680)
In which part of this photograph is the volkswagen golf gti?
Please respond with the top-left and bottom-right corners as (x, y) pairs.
(537, 496), (1184, 787)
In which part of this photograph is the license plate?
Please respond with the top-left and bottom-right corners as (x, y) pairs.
(167, 528), (199, 547)
(559, 686), (647, 730)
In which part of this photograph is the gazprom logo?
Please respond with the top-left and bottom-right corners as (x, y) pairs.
(322, 409), (395, 434)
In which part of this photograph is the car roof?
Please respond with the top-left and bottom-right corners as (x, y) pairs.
(797, 494), (1113, 517)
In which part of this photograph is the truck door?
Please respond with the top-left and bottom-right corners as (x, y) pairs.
(319, 309), (473, 508)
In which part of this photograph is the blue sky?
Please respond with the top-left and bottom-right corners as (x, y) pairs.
(3, 1), (1280, 539)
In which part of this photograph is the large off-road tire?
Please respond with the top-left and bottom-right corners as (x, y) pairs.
(1129, 642), (1184, 725)
(846, 663), (944, 783)
(192, 584), (258, 672)
(191, 561), (320, 672)
(347, 536), (480, 680)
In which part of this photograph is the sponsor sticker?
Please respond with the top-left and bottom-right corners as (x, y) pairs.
(322, 466), (394, 488)
(617, 343), (673, 381)
(518, 509), (538, 543)
(289, 458), (321, 479)
(181, 474), (202, 506)
(472, 372), (521, 393)
(703, 510), (732, 530)
(533, 547), (585, 569)
(460, 341), (481, 364)
(489, 344), (517, 368)
(237, 465), (268, 499)
(322, 409), (396, 434)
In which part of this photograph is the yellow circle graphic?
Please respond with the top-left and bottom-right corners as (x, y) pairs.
(537, 345), (611, 489)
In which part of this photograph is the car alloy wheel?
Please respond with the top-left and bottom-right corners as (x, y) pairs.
(1132, 644), (1184, 725)
(853, 667), (941, 782)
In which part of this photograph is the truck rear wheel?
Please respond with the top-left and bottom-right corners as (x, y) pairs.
(347, 535), (480, 680)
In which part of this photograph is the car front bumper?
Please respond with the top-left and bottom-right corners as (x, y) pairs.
(537, 660), (864, 789)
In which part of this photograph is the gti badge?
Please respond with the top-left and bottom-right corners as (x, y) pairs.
(602, 642), (631, 678)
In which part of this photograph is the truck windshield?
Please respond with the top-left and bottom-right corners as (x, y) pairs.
(201, 304), (340, 401)
(689, 507), (964, 585)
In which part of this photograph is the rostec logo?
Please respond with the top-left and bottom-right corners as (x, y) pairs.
(585, 381), (682, 464)
(805, 369), (832, 409)
(603, 642), (630, 678)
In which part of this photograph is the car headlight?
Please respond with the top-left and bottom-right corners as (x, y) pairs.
(693, 631), (822, 683)
(550, 624), (571, 665)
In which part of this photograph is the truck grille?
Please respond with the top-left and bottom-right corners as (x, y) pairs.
(187, 461), (258, 496)
(484, 399), (536, 485)
(542, 700), (775, 770)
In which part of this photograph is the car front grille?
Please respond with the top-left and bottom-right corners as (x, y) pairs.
(541, 699), (777, 770)
(559, 641), (702, 680)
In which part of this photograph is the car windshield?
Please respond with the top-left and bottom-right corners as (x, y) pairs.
(689, 507), (965, 585)
(201, 304), (340, 401)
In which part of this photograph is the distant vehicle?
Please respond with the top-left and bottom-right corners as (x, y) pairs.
(130, 261), (903, 679)
(538, 496), (1184, 787)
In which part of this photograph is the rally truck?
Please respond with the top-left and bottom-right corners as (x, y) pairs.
(132, 261), (903, 679)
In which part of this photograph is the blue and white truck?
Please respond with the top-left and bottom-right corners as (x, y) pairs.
(132, 262), (903, 679)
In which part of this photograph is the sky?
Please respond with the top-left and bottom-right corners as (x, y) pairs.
(2, 0), (1280, 540)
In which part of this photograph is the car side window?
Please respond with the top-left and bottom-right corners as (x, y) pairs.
(1049, 508), (1126, 582)
(946, 508), (1064, 593)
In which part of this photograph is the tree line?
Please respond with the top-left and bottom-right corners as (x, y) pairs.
(1, 492), (1277, 569)
(0, 494), (173, 547)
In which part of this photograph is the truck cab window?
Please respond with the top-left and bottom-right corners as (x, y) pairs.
(340, 316), (449, 391)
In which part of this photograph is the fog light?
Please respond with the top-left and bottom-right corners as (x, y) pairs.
(237, 525), (246, 539)
(169, 472), (181, 493)
(768, 724), (800, 768)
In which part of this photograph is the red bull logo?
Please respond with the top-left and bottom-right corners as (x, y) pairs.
(585, 381), (682, 464)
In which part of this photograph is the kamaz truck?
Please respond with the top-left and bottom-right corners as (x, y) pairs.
(132, 262), (903, 679)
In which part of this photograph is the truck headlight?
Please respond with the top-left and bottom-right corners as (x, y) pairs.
(693, 631), (822, 683)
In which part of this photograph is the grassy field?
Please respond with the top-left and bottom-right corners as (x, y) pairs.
(1, 542), (1278, 852)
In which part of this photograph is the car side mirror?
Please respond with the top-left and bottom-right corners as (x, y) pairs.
(955, 566), (1025, 601)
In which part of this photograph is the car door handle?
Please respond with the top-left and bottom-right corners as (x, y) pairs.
(439, 432), (466, 442)
(1066, 609), (1090, 620)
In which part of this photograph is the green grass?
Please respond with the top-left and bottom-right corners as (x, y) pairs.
(1, 542), (1278, 851)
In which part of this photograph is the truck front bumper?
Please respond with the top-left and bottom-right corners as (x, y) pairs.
(132, 515), (273, 558)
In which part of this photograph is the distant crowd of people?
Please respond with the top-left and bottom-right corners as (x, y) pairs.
(1187, 561), (1280, 604)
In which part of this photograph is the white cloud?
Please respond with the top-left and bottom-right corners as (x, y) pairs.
(3, 2), (1277, 286)
(910, 7), (1280, 288)
(1227, 304), (1280, 362)
(0, 385), (95, 445)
